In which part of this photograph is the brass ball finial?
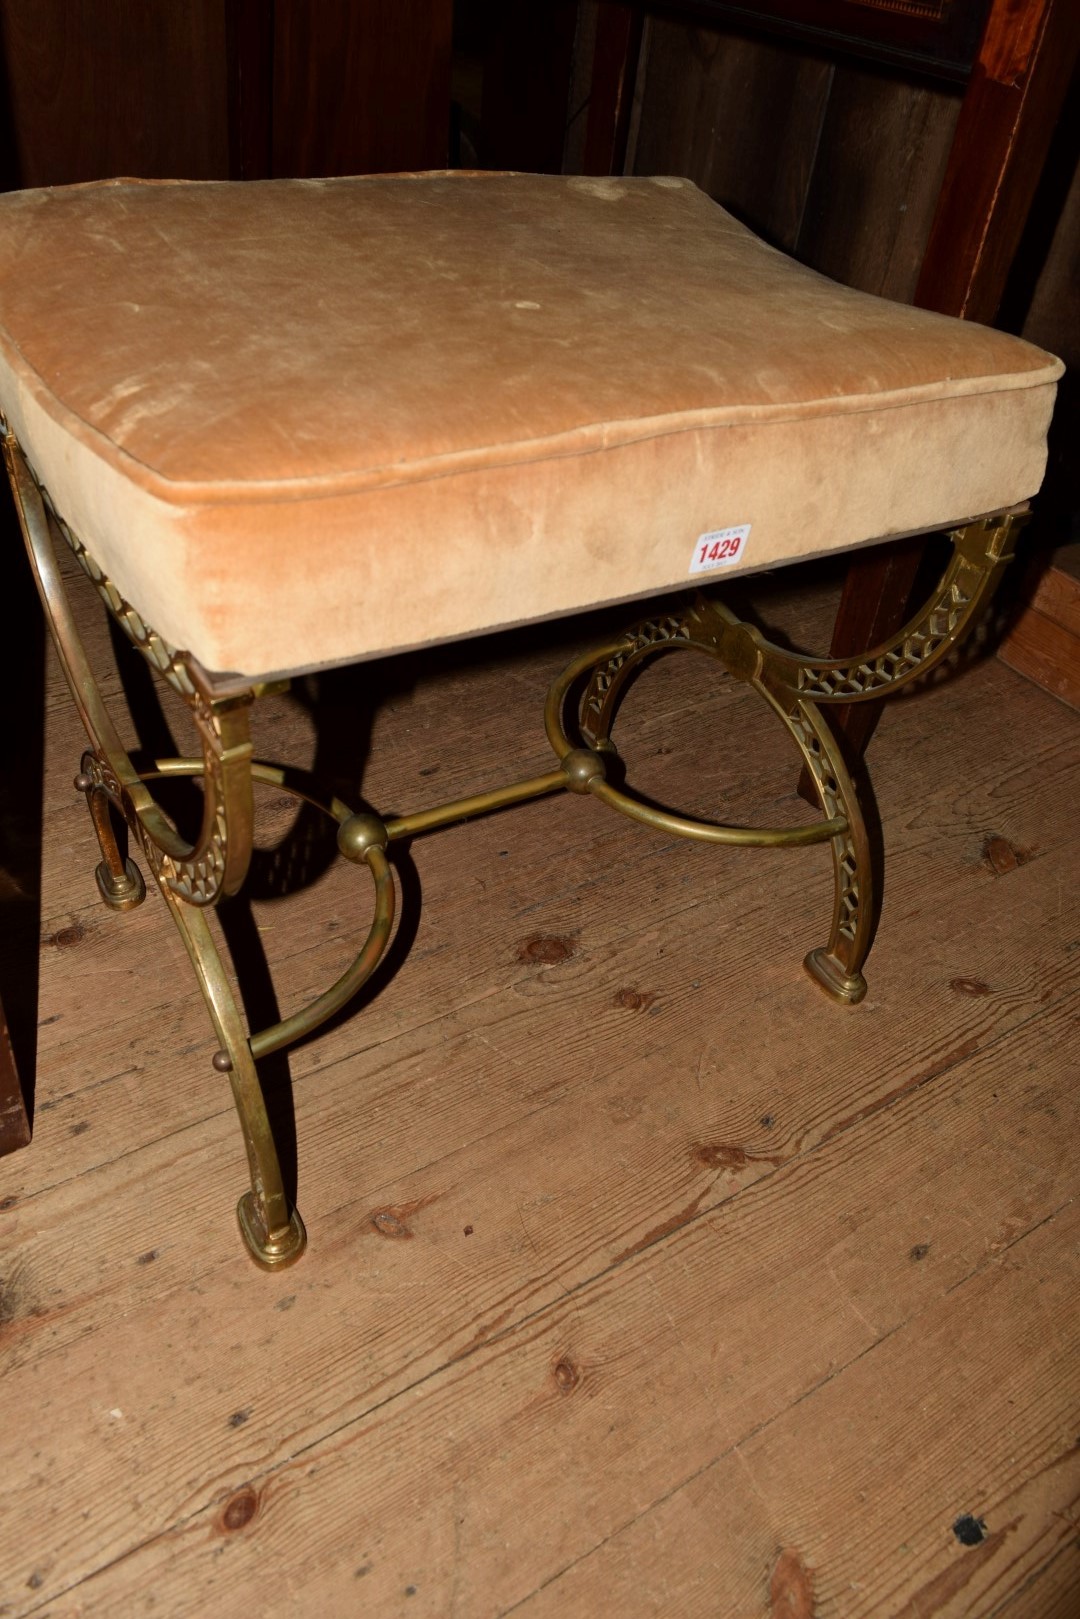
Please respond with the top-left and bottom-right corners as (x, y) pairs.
(336, 813), (389, 862)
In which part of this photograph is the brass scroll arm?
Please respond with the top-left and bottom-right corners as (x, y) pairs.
(2, 428), (255, 905)
(751, 512), (1023, 705)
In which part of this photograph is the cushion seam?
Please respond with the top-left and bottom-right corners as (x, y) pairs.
(0, 334), (1062, 508)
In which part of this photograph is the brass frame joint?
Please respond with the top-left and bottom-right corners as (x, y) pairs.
(561, 747), (607, 793)
(337, 813), (390, 861)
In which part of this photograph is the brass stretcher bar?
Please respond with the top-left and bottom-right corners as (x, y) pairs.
(4, 424), (1022, 1271)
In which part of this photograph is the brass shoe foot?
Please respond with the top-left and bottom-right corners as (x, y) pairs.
(804, 948), (867, 1006)
(236, 1191), (307, 1270)
(95, 857), (146, 911)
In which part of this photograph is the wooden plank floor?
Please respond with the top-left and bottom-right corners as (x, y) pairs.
(2, 551), (1078, 1618)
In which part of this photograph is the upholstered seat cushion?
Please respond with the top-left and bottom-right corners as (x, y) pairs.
(0, 172), (1061, 680)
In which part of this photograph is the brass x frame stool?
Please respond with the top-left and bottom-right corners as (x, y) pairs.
(5, 424), (1022, 1271)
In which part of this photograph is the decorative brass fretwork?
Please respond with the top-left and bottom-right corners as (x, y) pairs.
(551, 512), (1019, 1004)
(4, 410), (1022, 1267)
(786, 705), (860, 945)
(583, 613), (692, 731)
(44, 495), (198, 701)
(773, 518), (1016, 704)
(11, 450), (254, 907)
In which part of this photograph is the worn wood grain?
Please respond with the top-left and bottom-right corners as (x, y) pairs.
(998, 605), (1080, 713)
(10, 990), (1077, 1616)
(1, 553), (1077, 1617)
(994, 1535), (1080, 1619)
(516, 1200), (1080, 1618)
(998, 540), (1080, 711)
(8, 823), (1077, 1388)
(795, 60), (960, 300)
(632, 20), (834, 251)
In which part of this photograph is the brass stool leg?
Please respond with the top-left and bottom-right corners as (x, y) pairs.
(545, 511), (1023, 1006)
(3, 424), (311, 1267)
(74, 758), (146, 912)
(782, 699), (873, 1005)
(159, 883), (306, 1269)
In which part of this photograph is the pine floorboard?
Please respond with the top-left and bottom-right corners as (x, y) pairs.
(1, 552), (1078, 1617)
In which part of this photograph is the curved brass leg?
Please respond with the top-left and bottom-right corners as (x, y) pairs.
(767, 512), (1023, 702)
(158, 880), (307, 1269)
(144, 760), (395, 1264)
(547, 601), (882, 1000)
(774, 698), (874, 1005)
(545, 608), (846, 848)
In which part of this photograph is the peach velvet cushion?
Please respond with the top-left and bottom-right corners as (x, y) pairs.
(0, 172), (1062, 680)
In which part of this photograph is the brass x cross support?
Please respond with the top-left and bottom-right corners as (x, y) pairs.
(557, 511), (1022, 1005)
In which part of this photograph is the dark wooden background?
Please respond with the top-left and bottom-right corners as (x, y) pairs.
(0, 0), (1073, 367)
(0, 0), (455, 185)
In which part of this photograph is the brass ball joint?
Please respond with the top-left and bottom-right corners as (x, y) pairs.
(210, 814), (389, 1076)
(560, 747), (606, 793)
(336, 812), (389, 862)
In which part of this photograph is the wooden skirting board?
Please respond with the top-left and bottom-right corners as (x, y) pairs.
(998, 539), (1080, 711)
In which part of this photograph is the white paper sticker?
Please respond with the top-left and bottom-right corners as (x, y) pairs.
(689, 524), (751, 575)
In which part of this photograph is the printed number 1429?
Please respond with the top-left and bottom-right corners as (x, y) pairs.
(688, 523), (751, 576)
(698, 534), (742, 565)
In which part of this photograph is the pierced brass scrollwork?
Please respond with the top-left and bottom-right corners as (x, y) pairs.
(47, 491), (258, 906)
(548, 512), (1019, 1004)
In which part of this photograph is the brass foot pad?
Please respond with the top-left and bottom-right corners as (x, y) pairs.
(236, 1192), (307, 1270)
(95, 857), (146, 911)
(804, 948), (867, 1006)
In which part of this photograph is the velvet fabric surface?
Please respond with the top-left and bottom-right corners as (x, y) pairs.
(0, 172), (1062, 679)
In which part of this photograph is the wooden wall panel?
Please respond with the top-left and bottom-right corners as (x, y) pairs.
(1019, 140), (1080, 537)
(225, 0), (274, 180)
(794, 62), (960, 299)
(631, 17), (962, 290)
(271, 0), (453, 178)
(914, 0), (1079, 322)
(0, 0), (230, 186)
(1019, 119), (1080, 368)
(632, 19), (834, 251)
